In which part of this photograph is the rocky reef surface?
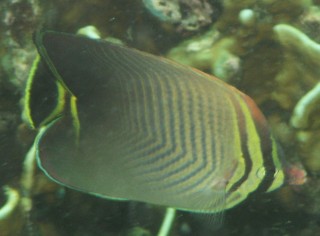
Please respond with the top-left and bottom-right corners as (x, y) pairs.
(0, 0), (320, 235)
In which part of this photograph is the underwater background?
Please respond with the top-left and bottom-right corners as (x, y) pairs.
(0, 0), (320, 235)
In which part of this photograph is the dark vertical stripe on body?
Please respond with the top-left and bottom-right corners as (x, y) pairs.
(246, 98), (276, 193)
(227, 93), (253, 194)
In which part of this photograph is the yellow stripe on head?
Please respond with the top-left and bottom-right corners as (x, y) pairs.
(70, 95), (81, 145)
(267, 138), (284, 192)
(23, 55), (41, 129)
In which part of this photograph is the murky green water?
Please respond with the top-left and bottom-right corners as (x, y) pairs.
(1, 1), (320, 235)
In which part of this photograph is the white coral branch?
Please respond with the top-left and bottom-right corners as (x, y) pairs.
(0, 186), (20, 220)
(291, 82), (320, 128)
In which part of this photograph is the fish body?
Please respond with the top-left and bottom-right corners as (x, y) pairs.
(24, 31), (285, 213)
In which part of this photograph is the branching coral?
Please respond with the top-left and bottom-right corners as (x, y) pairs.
(0, 186), (19, 220)
(290, 82), (320, 129)
(273, 24), (320, 112)
(0, 186), (21, 235)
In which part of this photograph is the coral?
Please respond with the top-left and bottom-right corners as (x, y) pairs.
(239, 8), (256, 26)
(272, 24), (320, 110)
(142, 0), (216, 30)
(0, 186), (23, 236)
(290, 82), (320, 129)
(142, 0), (181, 22)
(0, 0), (42, 89)
(77, 25), (101, 39)
(271, 23), (320, 181)
(158, 208), (176, 236)
(0, 186), (19, 220)
(296, 130), (320, 172)
(167, 27), (241, 83)
(1, 0), (320, 235)
(300, 6), (320, 42)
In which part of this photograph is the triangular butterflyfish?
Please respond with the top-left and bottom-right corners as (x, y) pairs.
(24, 30), (286, 213)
